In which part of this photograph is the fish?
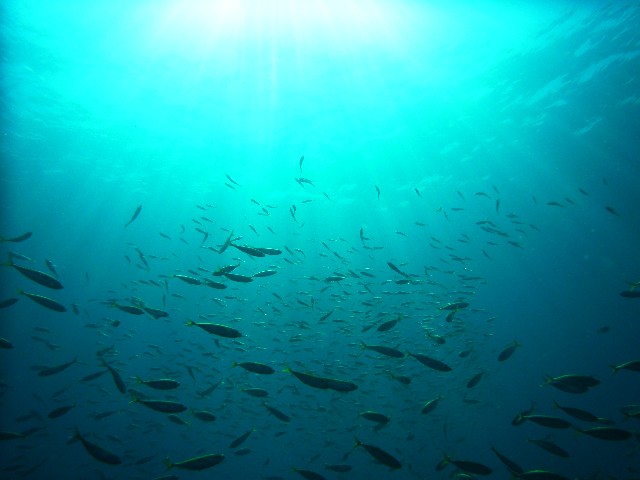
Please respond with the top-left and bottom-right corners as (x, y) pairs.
(421, 396), (441, 415)
(324, 464), (352, 472)
(498, 341), (521, 362)
(81, 370), (108, 382)
(3, 259), (63, 289)
(243, 388), (269, 397)
(0, 298), (18, 308)
(387, 262), (407, 277)
(514, 470), (570, 480)
(466, 372), (483, 388)
(229, 427), (254, 448)
(0, 232), (32, 243)
(173, 274), (202, 285)
(232, 244), (266, 257)
(192, 409), (217, 422)
(142, 306), (169, 319)
(292, 468), (325, 480)
(102, 358), (127, 394)
(388, 372), (411, 385)
(490, 446), (523, 475)
(611, 359), (640, 373)
(552, 401), (599, 422)
(38, 357), (79, 377)
(165, 453), (225, 470)
(408, 352), (452, 372)
(288, 368), (358, 392)
(124, 205), (142, 227)
(620, 290), (640, 298)
(604, 206), (620, 216)
(204, 279), (227, 289)
(263, 403), (290, 423)
(196, 379), (223, 397)
(0, 338), (14, 349)
(527, 439), (569, 458)
(319, 310), (334, 321)
(131, 395), (187, 413)
(226, 174), (240, 186)
(233, 362), (275, 375)
(544, 374), (599, 393)
(186, 319), (242, 338)
(253, 269), (278, 278)
(427, 332), (445, 345)
(19, 290), (66, 312)
(360, 341), (404, 358)
(73, 429), (121, 465)
(0, 431), (26, 440)
(136, 377), (180, 390)
(111, 303), (144, 315)
(218, 231), (234, 254)
(224, 272), (253, 283)
(377, 315), (401, 332)
(442, 455), (492, 475)
(295, 177), (315, 187)
(168, 414), (188, 426)
(577, 426), (632, 441)
(324, 274), (346, 283)
(375, 185), (380, 199)
(256, 247), (282, 255)
(359, 411), (390, 424)
(520, 414), (572, 429)
(620, 404), (640, 420)
(48, 404), (75, 419)
(299, 155), (304, 172)
(354, 438), (401, 469)
(439, 301), (469, 311)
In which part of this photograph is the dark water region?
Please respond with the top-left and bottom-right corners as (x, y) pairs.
(1, 1), (639, 479)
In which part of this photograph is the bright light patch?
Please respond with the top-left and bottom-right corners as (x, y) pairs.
(138, 0), (445, 62)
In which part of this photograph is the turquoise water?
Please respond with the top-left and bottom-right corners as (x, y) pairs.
(1, 1), (639, 479)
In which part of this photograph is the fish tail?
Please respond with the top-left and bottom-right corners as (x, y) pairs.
(185, 319), (195, 326)
(609, 365), (619, 374)
(353, 437), (362, 448)
(163, 457), (173, 470)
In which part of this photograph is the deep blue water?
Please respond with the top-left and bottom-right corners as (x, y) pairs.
(1, 1), (639, 479)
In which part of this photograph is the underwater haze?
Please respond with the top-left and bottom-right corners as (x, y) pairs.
(1, 1), (640, 479)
